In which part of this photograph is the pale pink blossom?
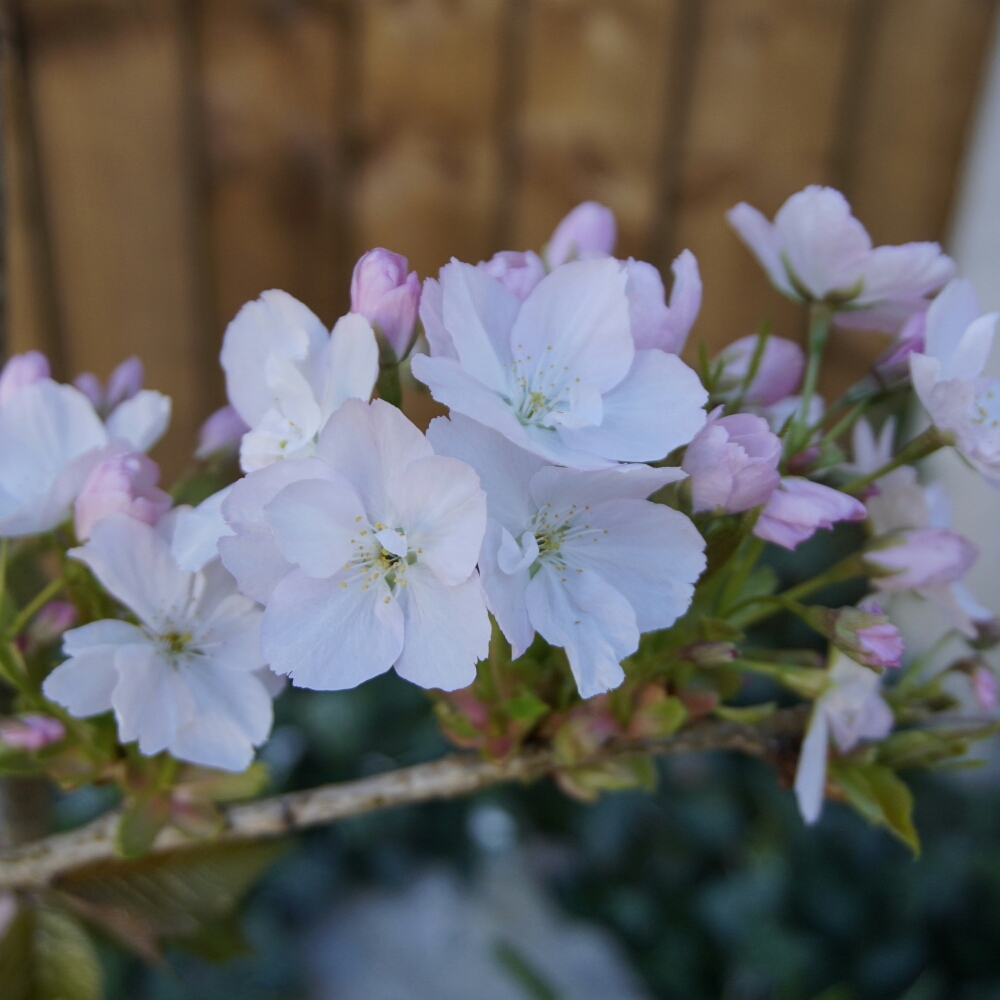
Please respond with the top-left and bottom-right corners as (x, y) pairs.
(74, 449), (172, 541)
(351, 249), (422, 358)
(713, 333), (805, 407)
(624, 251), (702, 355)
(21, 601), (77, 653)
(729, 186), (954, 331)
(195, 404), (249, 459)
(478, 251), (546, 301)
(753, 477), (866, 550)
(864, 527), (978, 592)
(681, 408), (781, 513)
(0, 351), (50, 407)
(545, 202), (617, 267)
(0, 714), (65, 751)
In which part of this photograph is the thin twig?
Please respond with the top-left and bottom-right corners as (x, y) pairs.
(0, 708), (809, 888)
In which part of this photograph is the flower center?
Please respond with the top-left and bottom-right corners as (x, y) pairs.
(343, 522), (418, 596)
(527, 503), (608, 576)
(503, 344), (598, 430)
(971, 380), (1000, 431)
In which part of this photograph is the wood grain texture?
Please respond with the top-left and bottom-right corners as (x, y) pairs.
(22, 0), (206, 476)
(670, 0), (858, 367)
(353, 0), (507, 279)
(199, 0), (349, 337)
(511, 0), (683, 261)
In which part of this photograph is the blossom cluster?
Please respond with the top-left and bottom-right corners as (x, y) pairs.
(1, 185), (998, 843)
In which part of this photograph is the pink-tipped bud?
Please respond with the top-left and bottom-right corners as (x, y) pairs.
(350, 248), (422, 359)
(0, 714), (65, 751)
(74, 450), (172, 541)
(478, 251), (547, 301)
(873, 311), (925, 389)
(865, 527), (978, 591)
(545, 202), (617, 267)
(753, 477), (866, 551)
(105, 356), (144, 410)
(807, 601), (903, 671)
(0, 351), (50, 407)
(25, 601), (77, 653)
(714, 334), (806, 407)
(682, 409), (781, 513)
(195, 404), (249, 459)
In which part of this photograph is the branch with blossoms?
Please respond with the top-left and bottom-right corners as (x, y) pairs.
(1, 191), (1000, 984)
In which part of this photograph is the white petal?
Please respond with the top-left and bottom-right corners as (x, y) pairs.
(196, 590), (266, 673)
(221, 290), (329, 427)
(859, 243), (955, 305)
(265, 474), (368, 578)
(171, 486), (235, 573)
(394, 564), (489, 690)
(418, 276), (458, 359)
(73, 515), (192, 631)
(526, 566), (637, 699)
(727, 203), (795, 297)
(497, 527), (539, 575)
(180, 662), (273, 747)
(561, 499), (705, 633)
(170, 714), (256, 772)
(318, 313), (379, 420)
(112, 645), (193, 755)
(440, 260), (520, 393)
(219, 457), (338, 604)
(479, 520), (534, 658)
(558, 349), (707, 462)
(105, 390), (171, 452)
(793, 707), (829, 825)
(528, 464), (685, 512)
(260, 569), (404, 690)
(315, 398), (432, 526)
(942, 312), (998, 382)
(426, 414), (544, 532)
(389, 455), (486, 586)
(375, 527), (408, 558)
(42, 651), (121, 717)
(510, 258), (633, 395)
(62, 619), (146, 656)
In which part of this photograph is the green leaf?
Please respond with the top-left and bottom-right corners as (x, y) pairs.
(713, 701), (777, 724)
(116, 794), (171, 859)
(555, 755), (658, 803)
(0, 904), (104, 1000)
(828, 760), (920, 855)
(502, 688), (550, 726)
(634, 695), (688, 739)
(57, 840), (287, 946)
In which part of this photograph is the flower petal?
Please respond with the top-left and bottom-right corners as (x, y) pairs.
(105, 390), (171, 452)
(727, 202), (795, 298)
(43, 650), (121, 717)
(180, 663), (273, 749)
(793, 707), (829, 825)
(528, 463), (685, 512)
(479, 520), (535, 658)
(112, 645), (194, 755)
(317, 312), (379, 420)
(171, 486), (235, 573)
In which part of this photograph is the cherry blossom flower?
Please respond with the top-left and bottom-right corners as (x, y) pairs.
(0, 377), (109, 537)
(681, 408), (781, 514)
(427, 414), (705, 699)
(909, 279), (1000, 483)
(221, 290), (379, 472)
(794, 648), (894, 824)
(74, 356), (171, 452)
(545, 202), (617, 267)
(753, 478), (866, 550)
(712, 333), (805, 407)
(412, 258), (707, 469)
(74, 447), (172, 540)
(623, 251), (702, 355)
(729, 186), (954, 331)
(43, 513), (271, 771)
(351, 249), (422, 359)
(220, 399), (490, 692)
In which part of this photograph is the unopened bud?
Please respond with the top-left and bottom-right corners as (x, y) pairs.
(806, 603), (903, 671)
(0, 714), (65, 751)
(0, 351), (50, 407)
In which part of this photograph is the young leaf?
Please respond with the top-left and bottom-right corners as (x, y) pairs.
(502, 688), (550, 727)
(555, 755), (658, 803)
(828, 760), (920, 855)
(116, 793), (171, 859)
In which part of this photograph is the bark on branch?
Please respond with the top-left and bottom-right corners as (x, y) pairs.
(0, 707), (807, 889)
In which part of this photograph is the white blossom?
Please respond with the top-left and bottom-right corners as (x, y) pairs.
(220, 399), (490, 692)
(221, 290), (379, 472)
(427, 414), (705, 699)
(43, 514), (272, 771)
(910, 279), (1000, 483)
(412, 258), (707, 470)
(794, 648), (893, 824)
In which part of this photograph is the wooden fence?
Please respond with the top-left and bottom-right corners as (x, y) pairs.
(3, 0), (997, 476)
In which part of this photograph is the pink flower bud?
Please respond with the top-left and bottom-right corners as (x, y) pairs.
(0, 351), (50, 407)
(350, 248), (422, 359)
(105, 356), (144, 410)
(873, 310), (925, 388)
(625, 251), (703, 354)
(25, 601), (77, 652)
(865, 527), (978, 591)
(971, 665), (997, 711)
(714, 334), (806, 407)
(545, 201), (617, 267)
(0, 714), (65, 751)
(809, 600), (903, 670)
(682, 408), (781, 513)
(73, 372), (103, 409)
(74, 450), (172, 541)
(195, 404), (249, 459)
(754, 477), (866, 550)
(478, 251), (546, 300)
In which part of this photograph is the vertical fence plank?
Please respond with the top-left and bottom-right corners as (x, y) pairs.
(199, 0), (349, 335)
(353, 0), (507, 278)
(510, 0), (684, 260)
(21, 0), (207, 477)
(669, 0), (858, 372)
